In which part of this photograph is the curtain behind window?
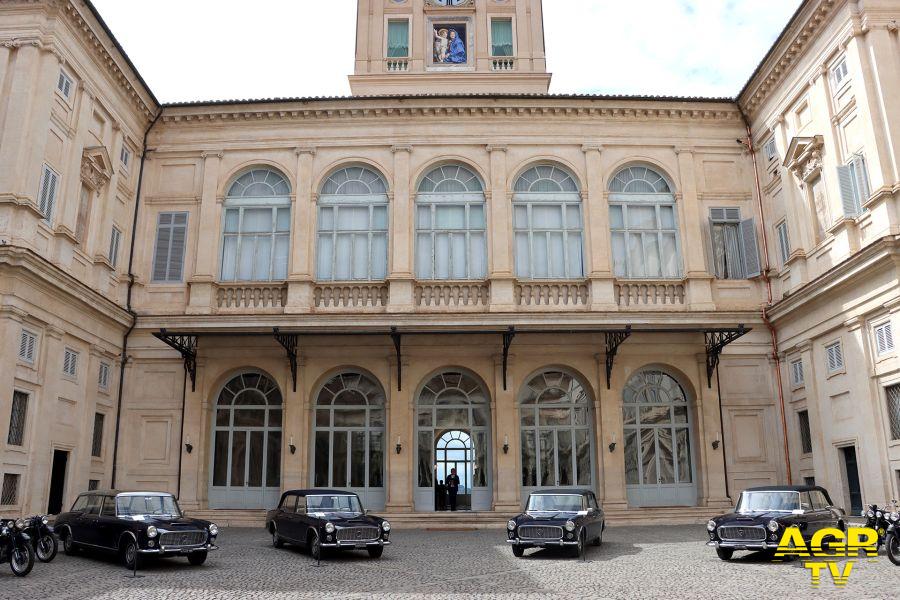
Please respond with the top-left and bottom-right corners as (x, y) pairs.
(387, 21), (409, 57)
(491, 19), (514, 56)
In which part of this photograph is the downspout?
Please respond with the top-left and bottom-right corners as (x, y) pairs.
(738, 108), (792, 484)
(176, 368), (187, 500)
(111, 109), (162, 489)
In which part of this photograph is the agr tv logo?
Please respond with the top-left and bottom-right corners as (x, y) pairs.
(774, 527), (880, 587)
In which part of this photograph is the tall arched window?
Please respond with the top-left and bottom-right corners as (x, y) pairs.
(210, 372), (282, 509)
(416, 164), (487, 280)
(313, 372), (386, 508)
(623, 369), (696, 507)
(221, 168), (292, 282)
(317, 167), (389, 281)
(519, 370), (594, 492)
(609, 166), (681, 279)
(513, 165), (584, 279)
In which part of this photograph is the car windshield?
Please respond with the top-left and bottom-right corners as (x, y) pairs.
(526, 494), (583, 513)
(116, 495), (182, 518)
(306, 495), (363, 514)
(736, 491), (800, 513)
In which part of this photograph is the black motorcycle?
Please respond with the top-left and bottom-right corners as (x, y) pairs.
(24, 515), (57, 563)
(0, 518), (34, 576)
(862, 503), (891, 549)
(882, 503), (900, 566)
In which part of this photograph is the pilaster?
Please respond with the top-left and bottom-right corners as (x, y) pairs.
(492, 352), (519, 511)
(582, 144), (616, 310)
(385, 353), (413, 512)
(676, 149), (715, 310)
(286, 147), (316, 314)
(696, 354), (731, 507)
(388, 145), (414, 312)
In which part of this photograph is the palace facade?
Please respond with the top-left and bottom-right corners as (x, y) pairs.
(1, 0), (898, 521)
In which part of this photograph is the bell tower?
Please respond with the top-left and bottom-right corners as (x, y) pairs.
(349, 0), (551, 96)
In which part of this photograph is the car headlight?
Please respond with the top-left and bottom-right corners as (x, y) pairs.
(507, 520), (517, 531)
(14, 519), (25, 530)
(891, 513), (899, 522)
(564, 520), (576, 532)
(42, 517), (49, 525)
(147, 525), (158, 538)
(707, 520), (716, 532)
(209, 523), (218, 536)
(877, 511), (884, 519)
(767, 520), (780, 533)
(381, 521), (391, 532)
(325, 522), (335, 534)
(867, 510), (875, 518)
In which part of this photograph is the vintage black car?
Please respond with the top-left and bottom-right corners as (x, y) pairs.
(266, 489), (391, 560)
(707, 485), (845, 560)
(506, 489), (605, 558)
(54, 491), (218, 569)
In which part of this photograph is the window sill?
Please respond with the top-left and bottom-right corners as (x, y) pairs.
(826, 368), (846, 380)
(61, 374), (78, 384)
(790, 383), (806, 392)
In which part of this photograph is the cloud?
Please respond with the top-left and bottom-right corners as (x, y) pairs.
(89, 0), (801, 102)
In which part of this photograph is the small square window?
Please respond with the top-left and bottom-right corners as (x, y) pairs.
(88, 479), (100, 491)
(825, 341), (844, 374)
(790, 359), (804, 388)
(63, 348), (79, 378)
(874, 322), (895, 357)
(18, 330), (37, 364)
(1, 474), (20, 506)
(798, 410), (812, 454)
(831, 57), (849, 90)
(98, 362), (111, 391)
(56, 70), (74, 100)
(120, 147), (131, 169)
(804, 476), (816, 487)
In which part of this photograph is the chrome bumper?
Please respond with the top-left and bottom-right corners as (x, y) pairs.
(707, 540), (774, 551)
(139, 543), (218, 555)
(322, 539), (391, 548)
(507, 538), (578, 547)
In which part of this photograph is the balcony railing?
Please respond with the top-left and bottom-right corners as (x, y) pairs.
(615, 280), (686, 308)
(314, 283), (389, 309)
(515, 281), (590, 307)
(415, 282), (490, 309)
(216, 284), (287, 310)
(386, 58), (409, 72)
(491, 57), (515, 71)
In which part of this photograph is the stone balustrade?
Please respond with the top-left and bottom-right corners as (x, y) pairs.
(386, 59), (409, 72)
(615, 280), (686, 308)
(515, 281), (590, 307)
(491, 57), (515, 71)
(415, 282), (490, 309)
(216, 284), (288, 310)
(314, 283), (390, 309)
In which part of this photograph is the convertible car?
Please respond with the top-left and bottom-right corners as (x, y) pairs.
(506, 488), (605, 558)
(706, 485), (845, 561)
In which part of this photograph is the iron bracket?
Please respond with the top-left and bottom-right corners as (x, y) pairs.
(273, 328), (299, 392)
(390, 327), (402, 391)
(605, 326), (632, 389)
(502, 326), (516, 391)
(704, 325), (749, 388)
(153, 329), (199, 392)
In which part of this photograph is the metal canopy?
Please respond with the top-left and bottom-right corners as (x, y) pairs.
(152, 325), (750, 393)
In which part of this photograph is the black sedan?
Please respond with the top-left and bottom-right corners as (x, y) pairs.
(266, 489), (391, 560)
(55, 491), (218, 569)
(707, 485), (845, 560)
(506, 489), (605, 558)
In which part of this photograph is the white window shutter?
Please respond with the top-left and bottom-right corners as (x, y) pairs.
(168, 219), (187, 281)
(876, 323), (894, 355)
(739, 218), (761, 278)
(38, 166), (59, 221)
(851, 155), (870, 206)
(837, 165), (860, 218)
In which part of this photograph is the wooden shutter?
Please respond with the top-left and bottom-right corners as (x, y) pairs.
(152, 212), (188, 282)
(777, 223), (791, 265)
(837, 165), (859, 218)
(18, 331), (36, 362)
(875, 322), (894, 355)
(38, 165), (59, 221)
(739, 218), (761, 278)
(168, 213), (188, 281)
(850, 154), (870, 206)
(109, 227), (122, 268)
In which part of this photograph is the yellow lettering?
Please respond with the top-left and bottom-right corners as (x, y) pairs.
(804, 562), (827, 587)
(776, 527), (809, 558)
(811, 528), (845, 557)
(847, 527), (879, 558)
(827, 561), (853, 586)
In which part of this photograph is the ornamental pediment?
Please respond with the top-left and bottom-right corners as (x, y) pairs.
(783, 135), (824, 182)
(81, 146), (113, 190)
(425, 0), (475, 7)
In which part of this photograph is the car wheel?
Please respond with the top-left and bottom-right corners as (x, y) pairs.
(10, 544), (34, 577)
(512, 545), (525, 558)
(36, 533), (58, 562)
(121, 538), (140, 570)
(367, 545), (384, 559)
(571, 531), (585, 559)
(309, 530), (322, 561)
(62, 530), (78, 556)
(716, 548), (734, 561)
(188, 551), (208, 566)
(271, 527), (284, 549)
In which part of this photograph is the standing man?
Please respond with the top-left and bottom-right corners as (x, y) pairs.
(446, 468), (461, 511)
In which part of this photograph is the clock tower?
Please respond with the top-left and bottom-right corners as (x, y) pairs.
(349, 0), (551, 96)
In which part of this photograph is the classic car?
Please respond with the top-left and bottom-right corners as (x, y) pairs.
(506, 488), (605, 558)
(266, 489), (391, 560)
(54, 491), (218, 569)
(706, 485), (845, 561)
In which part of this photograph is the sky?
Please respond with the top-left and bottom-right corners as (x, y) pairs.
(89, 0), (802, 103)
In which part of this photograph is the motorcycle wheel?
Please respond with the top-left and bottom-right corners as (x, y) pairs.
(887, 533), (900, 567)
(36, 534), (58, 563)
(10, 544), (35, 577)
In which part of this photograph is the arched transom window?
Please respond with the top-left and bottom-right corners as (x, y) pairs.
(221, 168), (291, 282)
(317, 167), (389, 281)
(609, 166), (681, 279)
(514, 165), (584, 279)
(416, 164), (487, 280)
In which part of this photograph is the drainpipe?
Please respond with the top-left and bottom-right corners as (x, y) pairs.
(738, 109), (792, 484)
(111, 109), (162, 489)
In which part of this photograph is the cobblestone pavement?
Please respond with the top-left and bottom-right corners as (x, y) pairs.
(3, 526), (900, 599)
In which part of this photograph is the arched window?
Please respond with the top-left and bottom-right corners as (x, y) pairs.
(210, 372), (282, 508)
(519, 370), (593, 491)
(513, 165), (584, 279)
(313, 372), (386, 507)
(416, 164), (487, 280)
(317, 167), (389, 281)
(623, 369), (696, 507)
(221, 168), (292, 282)
(609, 166), (681, 279)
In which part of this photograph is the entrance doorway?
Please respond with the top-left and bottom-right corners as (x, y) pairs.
(435, 430), (472, 511)
(47, 450), (69, 515)
(840, 446), (863, 514)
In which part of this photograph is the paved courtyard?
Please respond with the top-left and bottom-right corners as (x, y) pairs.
(3, 525), (900, 599)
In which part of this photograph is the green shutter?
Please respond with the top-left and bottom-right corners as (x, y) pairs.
(491, 19), (513, 56)
(387, 21), (409, 58)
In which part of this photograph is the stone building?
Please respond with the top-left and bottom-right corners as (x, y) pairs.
(0, 0), (897, 522)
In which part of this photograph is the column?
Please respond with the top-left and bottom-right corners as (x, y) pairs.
(492, 353), (519, 511)
(385, 353), (413, 512)
(676, 149), (715, 310)
(582, 144), (616, 310)
(286, 147), (316, 314)
(388, 145), (414, 312)
(186, 152), (223, 314)
(487, 145), (515, 311)
(695, 354), (731, 507)
(599, 353), (627, 510)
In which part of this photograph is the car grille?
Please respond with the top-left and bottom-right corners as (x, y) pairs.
(518, 525), (563, 541)
(336, 526), (380, 542)
(718, 526), (766, 542)
(159, 530), (207, 548)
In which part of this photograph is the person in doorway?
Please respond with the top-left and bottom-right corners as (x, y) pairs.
(436, 479), (447, 511)
(446, 468), (461, 511)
